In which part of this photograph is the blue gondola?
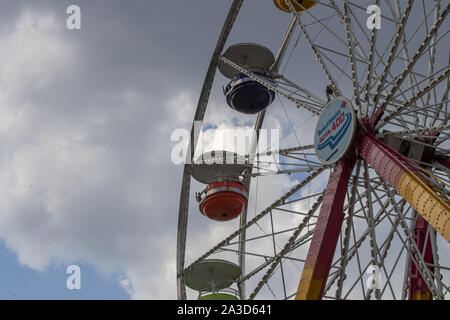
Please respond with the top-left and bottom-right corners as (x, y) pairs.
(223, 72), (275, 114)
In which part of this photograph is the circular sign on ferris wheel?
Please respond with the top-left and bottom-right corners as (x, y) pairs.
(314, 96), (357, 165)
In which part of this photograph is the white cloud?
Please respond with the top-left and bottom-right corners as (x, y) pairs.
(0, 10), (341, 299)
(4, 3), (445, 301)
(0, 8), (182, 298)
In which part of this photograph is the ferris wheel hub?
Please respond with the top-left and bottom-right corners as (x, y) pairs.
(314, 96), (357, 165)
(379, 135), (426, 163)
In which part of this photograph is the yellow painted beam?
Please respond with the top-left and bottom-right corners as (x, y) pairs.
(412, 289), (432, 300)
(295, 265), (323, 300)
(396, 171), (449, 242)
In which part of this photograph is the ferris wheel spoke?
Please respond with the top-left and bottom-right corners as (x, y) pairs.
(272, 16), (297, 73)
(346, 1), (422, 109)
(378, 68), (450, 129)
(328, 204), (387, 299)
(387, 208), (446, 299)
(391, 65), (449, 102)
(296, 1), (349, 50)
(387, 0), (433, 116)
(257, 144), (316, 156)
(342, 2), (362, 115)
(303, 0), (373, 70)
(344, 221), (367, 298)
(354, 189), (391, 298)
(247, 165), (326, 178)
(224, 225), (308, 247)
(341, 204), (406, 299)
(275, 81), (325, 110)
(270, 211), (290, 300)
(237, 230), (315, 290)
(325, 203), (388, 296)
(335, 159), (361, 299)
(346, 1), (395, 24)
(362, 162), (382, 299)
(341, 1), (391, 116)
(378, 124), (450, 140)
(315, 49), (354, 84)
(398, 109), (449, 128)
(311, 1), (380, 106)
(364, 0), (379, 114)
(287, 1), (342, 95)
(380, 180), (443, 299)
(373, 2), (450, 125)
(280, 153), (319, 162)
(275, 76), (327, 106)
(429, 225), (445, 297)
(390, 67), (449, 123)
(397, 26), (449, 95)
(422, 1), (441, 116)
(366, 94), (413, 130)
(219, 55), (322, 115)
(380, 100), (450, 123)
(276, 191), (325, 207)
(182, 168), (326, 276)
(326, 183), (406, 295)
(372, 0), (414, 111)
(380, 115), (422, 131)
(431, 60), (449, 127)
(241, 230), (317, 298)
(309, 43), (366, 65)
(380, 245), (406, 300)
(248, 195), (323, 300)
(369, 190), (410, 299)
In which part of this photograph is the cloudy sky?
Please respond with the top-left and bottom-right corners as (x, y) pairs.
(0, 0), (333, 299)
(0, 0), (301, 299)
(0, 0), (447, 300)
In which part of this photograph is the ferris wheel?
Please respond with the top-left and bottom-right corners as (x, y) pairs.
(176, 0), (450, 300)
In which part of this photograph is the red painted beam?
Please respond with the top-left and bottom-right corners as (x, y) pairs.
(296, 155), (356, 300)
(408, 215), (434, 300)
(357, 132), (449, 299)
(436, 155), (450, 170)
(356, 132), (449, 240)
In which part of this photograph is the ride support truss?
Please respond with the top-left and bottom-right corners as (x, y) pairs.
(296, 131), (449, 300)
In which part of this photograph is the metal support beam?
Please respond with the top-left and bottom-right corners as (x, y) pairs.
(357, 133), (450, 242)
(408, 215), (434, 299)
(295, 156), (356, 300)
(408, 136), (438, 300)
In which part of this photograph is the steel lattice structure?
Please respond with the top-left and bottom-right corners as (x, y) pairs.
(177, 0), (450, 300)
